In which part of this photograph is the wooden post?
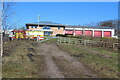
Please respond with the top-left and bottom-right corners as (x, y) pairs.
(64, 37), (66, 44)
(75, 39), (77, 45)
(69, 38), (70, 44)
(84, 40), (86, 46)
(60, 37), (61, 43)
(113, 43), (118, 50)
(57, 37), (59, 43)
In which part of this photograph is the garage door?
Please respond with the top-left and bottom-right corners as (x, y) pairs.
(65, 30), (74, 34)
(104, 31), (111, 37)
(75, 30), (82, 35)
(84, 30), (92, 36)
(94, 31), (102, 37)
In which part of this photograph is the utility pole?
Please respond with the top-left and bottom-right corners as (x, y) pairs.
(38, 14), (40, 28)
(37, 14), (40, 41)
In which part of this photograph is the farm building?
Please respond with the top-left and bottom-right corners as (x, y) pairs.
(65, 26), (116, 38)
(26, 22), (65, 36)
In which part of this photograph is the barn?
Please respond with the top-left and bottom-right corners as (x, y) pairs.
(65, 26), (115, 38)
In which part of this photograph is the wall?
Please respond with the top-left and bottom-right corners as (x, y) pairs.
(27, 26), (65, 36)
(51, 26), (64, 36)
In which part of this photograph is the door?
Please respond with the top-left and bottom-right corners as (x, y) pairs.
(84, 30), (92, 36)
(104, 31), (111, 37)
(75, 30), (82, 35)
(44, 31), (51, 36)
(65, 30), (74, 34)
(94, 31), (102, 37)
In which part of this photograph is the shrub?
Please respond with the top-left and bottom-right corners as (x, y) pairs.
(56, 34), (66, 37)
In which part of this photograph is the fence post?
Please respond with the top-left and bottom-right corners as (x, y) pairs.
(75, 39), (77, 45)
(113, 43), (118, 50)
(113, 43), (115, 50)
(68, 38), (70, 44)
(64, 37), (66, 44)
(57, 37), (59, 43)
(84, 40), (86, 46)
(60, 37), (61, 43)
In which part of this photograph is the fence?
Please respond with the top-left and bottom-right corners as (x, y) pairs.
(57, 37), (119, 50)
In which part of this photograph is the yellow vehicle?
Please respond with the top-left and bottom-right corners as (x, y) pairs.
(13, 30), (26, 39)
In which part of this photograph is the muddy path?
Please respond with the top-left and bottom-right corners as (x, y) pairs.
(38, 42), (97, 78)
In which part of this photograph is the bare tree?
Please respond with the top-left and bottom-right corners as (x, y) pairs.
(2, 2), (16, 34)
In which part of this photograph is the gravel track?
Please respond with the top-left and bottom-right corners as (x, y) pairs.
(39, 43), (97, 78)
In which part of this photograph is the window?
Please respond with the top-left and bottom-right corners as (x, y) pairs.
(31, 26), (37, 28)
(44, 31), (51, 36)
(58, 27), (60, 29)
(43, 26), (50, 29)
(35, 26), (37, 28)
(31, 26), (34, 28)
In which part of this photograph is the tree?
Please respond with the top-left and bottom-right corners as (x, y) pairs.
(97, 19), (119, 36)
(97, 19), (119, 28)
(2, 2), (15, 31)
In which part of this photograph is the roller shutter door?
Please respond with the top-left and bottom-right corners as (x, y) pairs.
(94, 31), (102, 37)
(104, 31), (111, 37)
(75, 30), (82, 35)
(84, 30), (92, 36)
(65, 30), (74, 34)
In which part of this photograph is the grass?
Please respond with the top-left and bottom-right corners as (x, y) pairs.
(42, 38), (58, 43)
(2, 40), (43, 78)
(89, 47), (118, 58)
(58, 43), (118, 78)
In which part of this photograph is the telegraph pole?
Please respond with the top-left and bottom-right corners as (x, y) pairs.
(37, 14), (40, 41)
(38, 14), (40, 28)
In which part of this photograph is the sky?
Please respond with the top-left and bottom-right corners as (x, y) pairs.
(6, 2), (118, 29)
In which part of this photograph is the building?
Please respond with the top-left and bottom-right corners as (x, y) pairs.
(65, 26), (116, 38)
(26, 22), (117, 38)
(26, 22), (65, 36)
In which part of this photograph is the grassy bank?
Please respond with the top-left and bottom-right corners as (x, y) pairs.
(2, 40), (44, 78)
(58, 43), (118, 78)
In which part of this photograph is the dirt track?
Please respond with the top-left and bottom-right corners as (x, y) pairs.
(38, 43), (97, 78)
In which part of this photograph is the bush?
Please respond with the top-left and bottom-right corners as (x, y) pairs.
(56, 34), (66, 37)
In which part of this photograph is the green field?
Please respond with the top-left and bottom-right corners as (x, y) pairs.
(58, 43), (118, 78)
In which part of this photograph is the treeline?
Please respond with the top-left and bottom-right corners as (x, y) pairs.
(67, 19), (119, 28)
